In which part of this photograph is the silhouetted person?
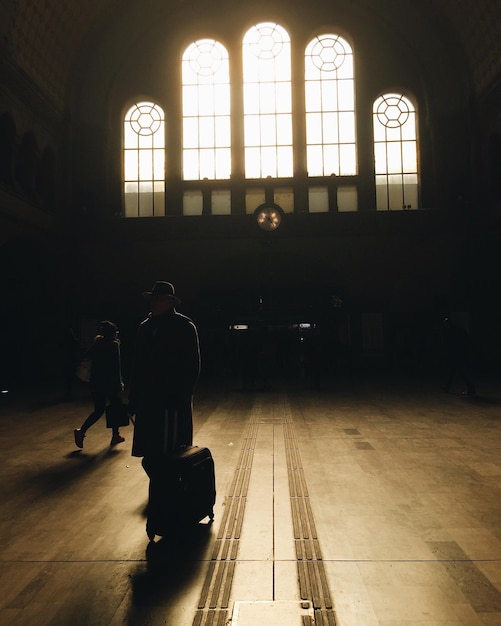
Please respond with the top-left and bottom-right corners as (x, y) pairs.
(442, 317), (476, 396)
(73, 320), (125, 448)
(239, 328), (259, 390)
(62, 327), (79, 401)
(305, 326), (328, 389)
(128, 281), (201, 471)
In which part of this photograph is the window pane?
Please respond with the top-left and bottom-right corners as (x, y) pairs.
(339, 144), (357, 175)
(386, 142), (402, 173)
(138, 151), (153, 180)
(139, 181), (153, 216)
(308, 186), (329, 212)
(182, 39), (230, 180)
(306, 112), (323, 145)
(153, 181), (165, 216)
(183, 117), (199, 149)
(199, 117), (215, 148)
(245, 116), (261, 146)
(373, 94), (418, 209)
(276, 114), (292, 144)
(198, 84), (214, 116)
(215, 116), (231, 147)
(274, 187), (293, 212)
(245, 147), (261, 178)
(338, 186), (358, 212)
(245, 188), (266, 213)
(323, 112), (339, 143)
(124, 150), (137, 180)
(183, 190), (203, 215)
(124, 182), (138, 217)
(305, 82), (321, 112)
(261, 146), (277, 177)
(374, 143), (387, 174)
(339, 112), (355, 143)
(260, 83), (276, 114)
(138, 133), (153, 149)
(212, 189), (231, 215)
(260, 115), (276, 145)
(215, 148), (231, 179)
(323, 144), (339, 175)
(123, 102), (165, 217)
(153, 150), (164, 179)
(307, 145), (323, 177)
(402, 141), (417, 171)
(243, 23), (292, 179)
(199, 149), (214, 178)
(275, 82), (292, 112)
(244, 84), (260, 114)
(305, 34), (357, 178)
(321, 80), (337, 109)
(183, 149), (199, 179)
(401, 114), (416, 140)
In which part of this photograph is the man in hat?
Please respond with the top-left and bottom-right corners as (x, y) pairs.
(128, 281), (201, 460)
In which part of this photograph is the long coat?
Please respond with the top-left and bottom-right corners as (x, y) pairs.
(87, 337), (123, 395)
(129, 309), (200, 457)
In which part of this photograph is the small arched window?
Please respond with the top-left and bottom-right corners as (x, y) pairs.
(243, 23), (293, 178)
(182, 39), (231, 180)
(373, 93), (418, 210)
(305, 34), (356, 176)
(123, 101), (165, 217)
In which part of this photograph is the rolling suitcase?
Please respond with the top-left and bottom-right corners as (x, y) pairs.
(143, 445), (216, 540)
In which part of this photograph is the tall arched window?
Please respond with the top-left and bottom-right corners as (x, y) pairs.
(373, 93), (418, 210)
(182, 39), (231, 180)
(243, 23), (292, 178)
(305, 34), (356, 176)
(123, 102), (165, 217)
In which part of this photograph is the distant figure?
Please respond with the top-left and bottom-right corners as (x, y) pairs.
(62, 327), (79, 401)
(442, 317), (476, 396)
(73, 320), (125, 448)
(128, 281), (201, 465)
(239, 328), (259, 390)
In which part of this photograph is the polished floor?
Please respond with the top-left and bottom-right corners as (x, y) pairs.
(1, 369), (501, 625)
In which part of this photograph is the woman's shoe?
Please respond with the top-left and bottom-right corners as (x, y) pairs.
(110, 434), (125, 446)
(74, 429), (85, 448)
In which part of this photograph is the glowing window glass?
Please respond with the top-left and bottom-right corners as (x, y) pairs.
(182, 39), (231, 180)
(373, 93), (418, 210)
(243, 23), (293, 178)
(305, 35), (357, 176)
(123, 102), (165, 217)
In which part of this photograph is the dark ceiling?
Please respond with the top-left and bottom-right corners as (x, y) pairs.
(0, 0), (500, 112)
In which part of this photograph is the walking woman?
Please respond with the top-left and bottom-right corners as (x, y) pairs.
(74, 320), (125, 448)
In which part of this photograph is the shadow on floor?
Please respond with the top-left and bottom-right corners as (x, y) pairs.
(128, 522), (213, 621)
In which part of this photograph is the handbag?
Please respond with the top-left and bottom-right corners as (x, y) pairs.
(105, 401), (130, 428)
(76, 358), (91, 383)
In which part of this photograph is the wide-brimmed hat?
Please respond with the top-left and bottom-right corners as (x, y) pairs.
(142, 281), (181, 303)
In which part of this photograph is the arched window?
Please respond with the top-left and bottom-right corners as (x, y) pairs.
(243, 23), (292, 178)
(123, 101), (165, 217)
(373, 93), (418, 210)
(182, 39), (231, 180)
(305, 34), (356, 176)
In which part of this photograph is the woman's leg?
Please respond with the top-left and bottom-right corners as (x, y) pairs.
(74, 392), (106, 448)
(80, 392), (107, 432)
(108, 393), (125, 443)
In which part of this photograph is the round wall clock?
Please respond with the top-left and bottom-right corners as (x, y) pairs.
(255, 204), (284, 231)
